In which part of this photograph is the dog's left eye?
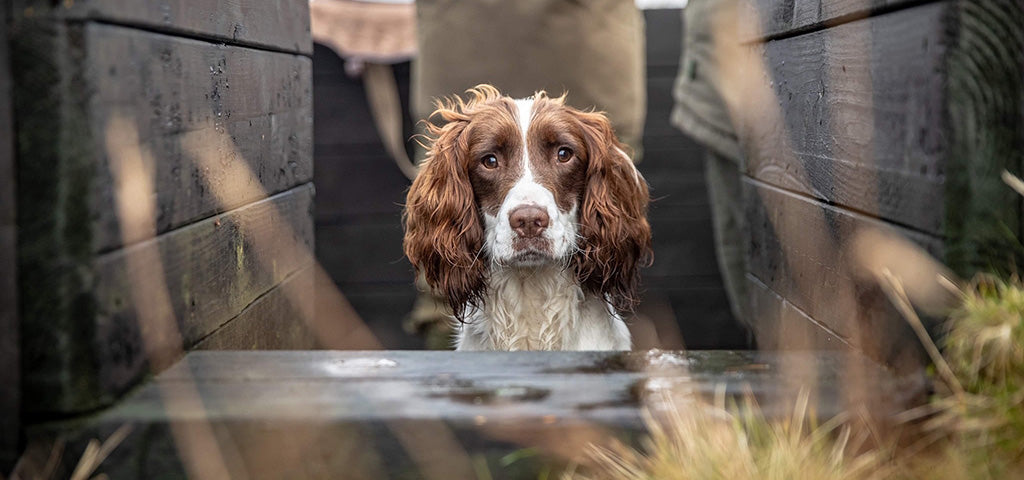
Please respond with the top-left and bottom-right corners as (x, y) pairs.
(556, 147), (574, 163)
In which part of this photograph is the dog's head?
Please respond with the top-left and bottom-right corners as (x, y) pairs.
(404, 85), (652, 319)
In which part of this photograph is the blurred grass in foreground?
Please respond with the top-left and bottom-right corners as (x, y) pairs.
(569, 174), (1024, 480)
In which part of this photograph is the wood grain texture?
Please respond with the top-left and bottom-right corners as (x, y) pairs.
(13, 0), (312, 55)
(745, 178), (933, 371)
(194, 265), (319, 351)
(744, 3), (948, 235)
(13, 21), (313, 255)
(745, 0), (927, 40)
(22, 184), (313, 415)
(12, 18), (101, 419)
(747, 274), (851, 351)
(0, 2), (19, 469)
(87, 23), (313, 252)
(91, 184), (315, 406)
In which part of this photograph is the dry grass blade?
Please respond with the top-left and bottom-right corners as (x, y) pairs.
(69, 425), (133, 480)
(568, 388), (889, 480)
(40, 438), (66, 480)
(879, 269), (966, 400)
(1001, 170), (1024, 197)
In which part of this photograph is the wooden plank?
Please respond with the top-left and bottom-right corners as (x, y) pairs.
(743, 3), (948, 234)
(645, 171), (711, 216)
(0, 227), (16, 470)
(334, 283), (422, 350)
(87, 23), (313, 252)
(644, 284), (747, 349)
(25, 350), (921, 478)
(747, 275), (851, 351)
(316, 221), (409, 285)
(745, 178), (934, 371)
(12, 21), (313, 255)
(644, 8), (683, 69)
(22, 184), (314, 415)
(194, 265), (319, 351)
(313, 154), (410, 221)
(644, 215), (721, 279)
(744, 0), (928, 40)
(13, 0), (312, 55)
(0, 2), (19, 469)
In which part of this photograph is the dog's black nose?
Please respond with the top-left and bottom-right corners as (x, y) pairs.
(509, 205), (549, 238)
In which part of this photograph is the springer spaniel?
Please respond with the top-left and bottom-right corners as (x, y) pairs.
(404, 85), (652, 351)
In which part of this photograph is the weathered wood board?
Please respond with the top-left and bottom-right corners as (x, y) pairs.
(12, 1), (317, 417)
(12, 0), (311, 55)
(745, 0), (927, 40)
(745, 178), (936, 371)
(742, 0), (1024, 272)
(0, 2), (19, 469)
(734, 0), (1024, 359)
(22, 350), (924, 479)
(194, 264), (318, 351)
(23, 184), (314, 415)
(747, 275), (851, 351)
(91, 23), (312, 252)
(744, 3), (948, 235)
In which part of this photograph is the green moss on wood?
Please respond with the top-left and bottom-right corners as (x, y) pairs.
(12, 18), (103, 414)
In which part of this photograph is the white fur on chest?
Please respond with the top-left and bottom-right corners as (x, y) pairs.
(454, 266), (631, 351)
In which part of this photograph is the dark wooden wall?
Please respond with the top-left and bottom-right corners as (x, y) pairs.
(639, 10), (748, 349)
(1, 2), (20, 471)
(10, 0), (318, 419)
(312, 54), (419, 348)
(738, 0), (1024, 371)
(312, 9), (749, 350)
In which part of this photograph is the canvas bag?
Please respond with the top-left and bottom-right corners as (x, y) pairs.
(412, 0), (647, 160)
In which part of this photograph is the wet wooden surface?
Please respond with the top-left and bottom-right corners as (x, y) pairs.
(27, 350), (924, 479)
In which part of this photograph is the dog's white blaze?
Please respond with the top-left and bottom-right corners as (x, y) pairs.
(515, 98), (533, 153)
(483, 97), (577, 263)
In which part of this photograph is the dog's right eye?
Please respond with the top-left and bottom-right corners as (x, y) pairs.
(481, 154), (499, 169)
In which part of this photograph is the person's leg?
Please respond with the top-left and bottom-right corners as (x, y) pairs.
(704, 150), (750, 333)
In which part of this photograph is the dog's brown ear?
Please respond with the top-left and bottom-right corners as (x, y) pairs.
(403, 108), (486, 321)
(573, 109), (653, 314)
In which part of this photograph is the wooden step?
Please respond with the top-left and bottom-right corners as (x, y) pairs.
(23, 350), (925, 479)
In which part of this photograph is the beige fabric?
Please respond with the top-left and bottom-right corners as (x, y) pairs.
(672, 0), (749, 331)
(670, 0), (743, 164)
(412, 0), (646, 159)
(310, 0), (417, 63)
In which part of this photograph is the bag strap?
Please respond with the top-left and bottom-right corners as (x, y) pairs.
(363, 62), (419, 181)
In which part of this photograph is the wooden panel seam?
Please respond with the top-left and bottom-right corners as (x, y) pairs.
(743, 0), (944, 43)
(13, 0), (313, 56)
